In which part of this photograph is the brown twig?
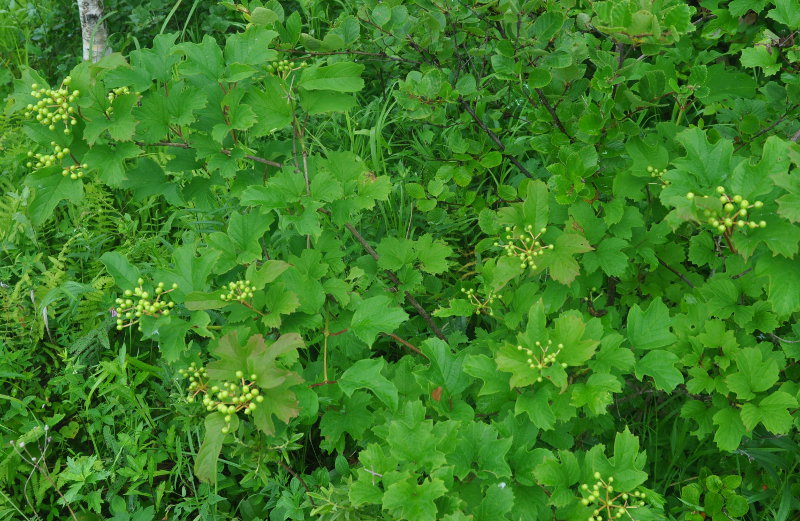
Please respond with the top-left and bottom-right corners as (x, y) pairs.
(343, 221), (447, 342)
(135, 141), (283, 168)
(277, 460), (316, 507)
(655, 256), (695, 288)
(275, 47), (421, 64)
(734, 104), (799, 152)
(459, 98), (534, 178)
(534, 88), (572, 140)
(381, 332), (428, 358)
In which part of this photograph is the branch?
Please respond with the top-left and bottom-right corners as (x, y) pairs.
(343, 221), (448, 342)
(656, 256), (695, 288)
(137, 140), (447, 342)
(734, 104), (799, 152)
(275, 47), (421, 65)
(534, 88), (572, 140)
(381, 332), (428, 358)
(135, 141), (283, 168)
(459, 98), (534, 178)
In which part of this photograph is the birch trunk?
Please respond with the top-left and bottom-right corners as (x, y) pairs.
(77, 0), (112, 62)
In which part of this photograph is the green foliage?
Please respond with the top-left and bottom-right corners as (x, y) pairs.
(3, 0), (800, 520)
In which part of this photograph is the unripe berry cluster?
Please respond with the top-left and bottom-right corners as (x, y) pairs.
(517, 339), (567, 382)
(25, 142), (87, 179)
(181, 366), (266, 434)
(114, 279), (178, 330)
(460, 287), (496, 316)
(494, 225), (554, 270)
(266, 59), (307, 76)
(23, 78), (79, 134)
(220, 280), (256, 302)
(646, 165), (667, 178)
(579, 473), (647, 521)
(686, 186), (766, 234)
(105, 86), (136, 115)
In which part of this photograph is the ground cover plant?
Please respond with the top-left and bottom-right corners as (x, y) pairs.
(2, 0), (800, 520)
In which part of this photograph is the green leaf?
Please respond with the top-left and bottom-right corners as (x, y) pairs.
(740, 391), (798, 434)
(298, 62), (365, 92)
(740, 45), (780, 76)
(382, 476), (447, 521)
(224, 26), (278, 66)
(386, 418), (446, 472)
(626, 299), (676, 350)
(449, 422), (512, 479)
(756, 255), (800, 316)
(100, 252), (141, 289)
(767, 0), (800, 29)
(84, 142), (141, 186)
(635, 350), (683, 392)
(606, 428), (648, 491)
(553, 313), (601, 365)
(376, 237), (416, 271)
(338, 358), (398, 411)
(584, 237), (629, 276)
(516, 386), (556, 430)
(26, 168), (84, 226)
(725, 347), (779, 399)
(206, 332), (303, 435)
(712, 407), (746, 451)
(194, 412), (238, 484)
(537, 233), (593, 284)
(415, 234), (452, 274)
(350, 296), (409, 346)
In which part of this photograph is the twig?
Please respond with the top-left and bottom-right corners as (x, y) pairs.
(275, 47), (421, 65)
(459, 98), (534, 178)
(655, 256), (695, 288)
(381, 332), (428, 358)
(734, 105), (799, 152)
(277, 460), (316, 507)
(135, 141), (283, 168)
(141, 140), (446, 341)
(343, 222), (447, 342)
(534, 88), (572, 140)
(769, 333), (800, 344)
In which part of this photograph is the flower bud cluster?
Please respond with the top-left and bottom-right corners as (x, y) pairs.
(24, 78), (79, 134)
(646, 165), (667, 178)
(579, 473), (647, 521)
(517, 339), (567, 382)
(220, 279), (256, 302)
(25, 142), (88, 179)
(494, 225), (554, 270)
(686, 187), (765, 234)
(181, 366), (266, 434)
(267, 59), (307, 76)
(460, 287), (496, 316)
(114, 279), (178, 330)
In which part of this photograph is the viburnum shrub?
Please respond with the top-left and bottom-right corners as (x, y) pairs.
(4, 0), (800, 520)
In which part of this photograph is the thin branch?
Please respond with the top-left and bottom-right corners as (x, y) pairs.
(381, 332), (428, 358)
(135, 141), (283, 168)
(655, 256), (695, 288)
(138, 140), (446, 341)
(459, 98), (534, 178)
(534, 88), (572, 140)
(734, 104), (799, 152)
(277, 460), (316, 507)
(275, 47), (421, 65)
(342, 221), (448, 342)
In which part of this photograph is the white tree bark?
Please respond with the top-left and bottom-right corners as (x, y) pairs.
(77, 0), (112, 62)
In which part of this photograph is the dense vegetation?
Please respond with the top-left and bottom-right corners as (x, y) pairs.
(2, 0), (800, 520)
